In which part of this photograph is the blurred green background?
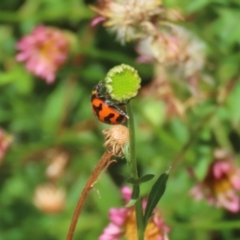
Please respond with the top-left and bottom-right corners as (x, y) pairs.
(1, 0), (240, 239)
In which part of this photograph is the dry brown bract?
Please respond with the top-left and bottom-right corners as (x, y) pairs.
(102, 125), (129, 156)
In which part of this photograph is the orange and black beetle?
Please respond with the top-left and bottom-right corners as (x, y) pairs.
(91, 82), (128, 124)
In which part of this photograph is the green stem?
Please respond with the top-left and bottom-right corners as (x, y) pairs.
(126, 102), (144, 240)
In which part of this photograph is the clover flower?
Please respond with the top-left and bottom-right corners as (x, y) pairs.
(99, 186), (170, 240)
(136, 26), (205, 78)
(16, 25), (70, 83)
(91, 0), (163, 44)
(190, 149), (240, 213)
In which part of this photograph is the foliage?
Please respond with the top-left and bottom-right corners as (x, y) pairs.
(0, 0), (240, 240)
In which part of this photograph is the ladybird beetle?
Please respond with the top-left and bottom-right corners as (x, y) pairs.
(91, 82), (129, 124)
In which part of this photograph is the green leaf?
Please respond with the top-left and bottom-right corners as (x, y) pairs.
(216, 9), (240, 46)
(141, 99), (165, 127)
(143, 172), (169, 225)
(139, 174), (155, 183)
(185, 0), (210, 13)
(125, 185), (139, 207)
(0, 66), (33, 94)
(127, 174), (154, 185)
(41, 82), (66, 134)
(226, 77), (240, 127)
(125, 198), (138, 208)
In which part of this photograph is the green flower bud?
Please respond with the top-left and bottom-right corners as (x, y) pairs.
(105, 64), (141, 102)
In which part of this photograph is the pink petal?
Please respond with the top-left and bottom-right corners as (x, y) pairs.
(16, 53), (28, 62)
(99, 223), (123, 240)
(190, 184), (204, 201)
(109, 208), (128, 226)
(102, 223), (122, 235)
(44, 72), (56, 84)
(91, 16), (106, 26)
(121, 186), (132, 202)
(213, 161), (231, 178)
(230, 171), (240, 190)
(99, 235), (116, 240)
(218, 191), (240, 213)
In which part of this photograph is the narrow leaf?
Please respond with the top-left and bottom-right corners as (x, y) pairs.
(125, 198), (138, 208)
(143, 172), (169, 225)
(139, 174), (155, 183)
(125, 185), (140, 207)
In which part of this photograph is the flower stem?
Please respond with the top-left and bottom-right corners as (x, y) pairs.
(66, 151), (113, 240)
(126, 102), (144, 240)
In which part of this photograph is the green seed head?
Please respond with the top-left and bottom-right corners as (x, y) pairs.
(105, 64), (141, 102)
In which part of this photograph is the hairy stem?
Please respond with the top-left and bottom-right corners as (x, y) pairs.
(66, 151), (113, 240)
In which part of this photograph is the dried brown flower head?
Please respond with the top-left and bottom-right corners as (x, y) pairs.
(33, 184), (66, 213)
(46, 150), (69, 180)
(102, 125), (129, 156)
